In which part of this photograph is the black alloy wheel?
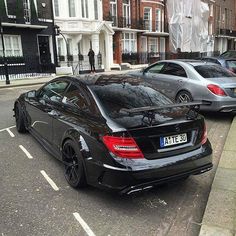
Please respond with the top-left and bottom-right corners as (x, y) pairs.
(176, 91), (193, 103)
(62, 140), (87, 188)
(15, 103), (27, 133)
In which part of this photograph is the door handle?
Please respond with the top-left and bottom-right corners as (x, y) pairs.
(48, 110), (61, 117)
(178, 79), (183, 83)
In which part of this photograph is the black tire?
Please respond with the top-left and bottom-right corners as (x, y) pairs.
(62, 140), (87, 188)
(14, 103), (27, 133)
(175, 91), (193, 103)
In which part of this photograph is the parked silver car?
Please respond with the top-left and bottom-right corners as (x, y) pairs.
(129, 60), (236, 112)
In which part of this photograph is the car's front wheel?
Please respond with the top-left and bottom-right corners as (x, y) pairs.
(175, 91), (193, 103)
(62, 139), (87, 188)
(14, 103), (27, 133)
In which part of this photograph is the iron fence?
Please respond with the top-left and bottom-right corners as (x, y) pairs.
(57, 54), (103, 74)
(0, 55), (55, 80)
(122, 51), (221, 65)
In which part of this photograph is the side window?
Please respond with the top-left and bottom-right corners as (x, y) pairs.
(62, 84), (89, 111)
(147, 63), (165, 74)
(161, 63), (187, 77)
(38, 80), (69, 103)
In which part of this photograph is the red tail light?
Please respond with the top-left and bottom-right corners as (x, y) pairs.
(102, 135), (144, 159)
(201, 123), (207, 145)
(207, 84), (226, 96)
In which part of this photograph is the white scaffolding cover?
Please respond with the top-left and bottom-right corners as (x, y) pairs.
(166, 0), (209, 53)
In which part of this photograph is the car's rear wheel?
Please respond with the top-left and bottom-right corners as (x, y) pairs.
(62, 140), (87, 188)
(176, 91), (193, 103)
(14, 103), (27, 133)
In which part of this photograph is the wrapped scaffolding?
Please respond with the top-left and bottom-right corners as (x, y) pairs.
(166, 0), (209, 53)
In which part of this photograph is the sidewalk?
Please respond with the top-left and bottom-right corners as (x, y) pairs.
(199, 116), (236, 236)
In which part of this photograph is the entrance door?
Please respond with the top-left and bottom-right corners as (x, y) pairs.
(38, 36), (52, 72)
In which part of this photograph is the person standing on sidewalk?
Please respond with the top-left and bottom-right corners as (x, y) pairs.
(88, 48), (95, 73)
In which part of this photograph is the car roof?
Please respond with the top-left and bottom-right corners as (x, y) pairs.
(58, 74), (143, 87)
(157, 59), (216, 67)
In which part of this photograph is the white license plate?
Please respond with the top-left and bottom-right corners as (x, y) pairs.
(160, 133), (187, 148)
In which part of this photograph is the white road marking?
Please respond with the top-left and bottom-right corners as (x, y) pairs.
(40, 170), (59, 191)
(6, 128), (15, 137)
(73, 212), (96, 236)
(19, 145), (33, 159)
(0, 125), (16, 132)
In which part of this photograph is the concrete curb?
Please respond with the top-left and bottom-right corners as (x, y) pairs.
(199, 116), (236, 236)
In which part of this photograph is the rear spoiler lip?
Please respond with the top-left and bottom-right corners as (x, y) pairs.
(120, 101), (211, 115)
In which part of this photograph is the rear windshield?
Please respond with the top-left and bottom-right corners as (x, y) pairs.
(226, 60), (236, 70)
(90, 83), (172, 117)
(194, 65), (235, 78)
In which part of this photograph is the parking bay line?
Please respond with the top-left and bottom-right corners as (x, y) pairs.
(73, 212), (96, 236)
(0, 125), (16, 132)
(40, 170), (59, 191)
(6, 128), (15, 137)
(19, 145), (33, 159)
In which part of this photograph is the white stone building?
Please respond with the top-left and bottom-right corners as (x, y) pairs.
(53, 0), (114, 72)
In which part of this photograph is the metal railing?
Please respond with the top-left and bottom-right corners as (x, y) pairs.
(122, 51), (221, 65)
(0, 55), (55, 80)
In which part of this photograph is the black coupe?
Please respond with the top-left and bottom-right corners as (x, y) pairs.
(14, 75), (213, 194)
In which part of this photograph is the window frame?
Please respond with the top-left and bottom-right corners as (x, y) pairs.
(68, 0), (76, 17)
(0, 35), (23, 57)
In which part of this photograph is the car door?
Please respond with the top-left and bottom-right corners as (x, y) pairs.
(25, 80), (70, 145)
(157, 62), (188, 98)
(143, 62), (167, 94)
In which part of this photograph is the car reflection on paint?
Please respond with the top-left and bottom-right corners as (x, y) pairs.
(13, 75), (212, 194)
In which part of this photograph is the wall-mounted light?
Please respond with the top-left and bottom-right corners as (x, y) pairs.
(42, 3), (46, 8)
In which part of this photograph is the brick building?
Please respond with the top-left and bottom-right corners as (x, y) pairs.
(103, 0), (169, 66)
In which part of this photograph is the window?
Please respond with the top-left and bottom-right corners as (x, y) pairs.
(38, 81), (70, 103)
(68, 0), (76, 17)
(63, 84), (89, 111)
(54, 0), (59, 17)
(123, 0), (130, 27)
(194, 65), (235, 78)
(94, 0), (98, 20)
(81, 0), (89, 18)
(147, 63), (165, 74)
(90, 82), (171, 118)
(144, 8), (152, 31)
(110, 0), (117, 25)
(161, 63), (187, 77)
(155, 9), (161, 32)
(0, 35), (22, 57)
(149, 38), (158, 53)
(23, 0), (31, 23)
(122, 33), (136, 53)
(67, 39), (72, 55)
(57, 38), (64, 56)
(209, 4), (213, 17)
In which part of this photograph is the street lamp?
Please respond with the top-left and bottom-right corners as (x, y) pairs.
(54, 25), (70, 67)
(0, 19), (10, 84)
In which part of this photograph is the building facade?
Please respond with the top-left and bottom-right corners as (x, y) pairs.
(103, 0), (169, 66)
(0, 0), (56, 77)
(53, 0), (114, 73)
(213, 0), (236, 53)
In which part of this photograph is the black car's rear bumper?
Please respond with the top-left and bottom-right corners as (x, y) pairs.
(85, 142), (213, 194)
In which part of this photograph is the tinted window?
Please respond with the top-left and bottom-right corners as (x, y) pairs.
(194, 65), (235, 78)
(226, 60), (236, 72)
(91, 82), (172, 117)
(202, 58), (221, 65)
(38, 80), (69, 102)
(220, 51), (236, 58)
(147, 63), (165, 73)
(161, 63), (187, 77)
(62, 84), (88, 111)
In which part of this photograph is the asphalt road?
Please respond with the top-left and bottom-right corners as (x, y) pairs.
(0, 85), (234, 236)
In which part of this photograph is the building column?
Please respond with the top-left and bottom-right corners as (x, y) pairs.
(114, 32), (122, 64)
(91, 33), (100, 55)
(105, 34), (114, 70)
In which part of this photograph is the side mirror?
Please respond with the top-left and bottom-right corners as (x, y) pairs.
(27, 90), (36, 98)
